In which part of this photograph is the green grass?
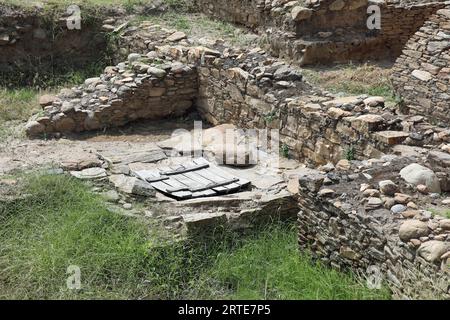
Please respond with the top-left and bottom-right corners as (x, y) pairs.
(133, 12), (255, 46)
(0, 88), (38, 123)
(197, 227), (391, 300)
(0, 88), (41, 141)
(303, 63), (399, 102)
(429, 209), (450, 219)
(0, 63), (105, 141)
(0, 174), (391, 299)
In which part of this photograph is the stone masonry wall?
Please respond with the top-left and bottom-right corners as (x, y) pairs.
(194, 0), (447, 65)
(192, 0), (269, 29)
(293, 157), (449, 299)
(195, 46), (448, 165)
(26, 54), (198, 136)
(391, 8), (450, 126)
(26, 23), (450, 168)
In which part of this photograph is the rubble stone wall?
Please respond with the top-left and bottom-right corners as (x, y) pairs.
(294, 158), (450, 299)
(26, 23), (450, 168)
(26, 57), (198, 135)
(391, 8), (450, 126)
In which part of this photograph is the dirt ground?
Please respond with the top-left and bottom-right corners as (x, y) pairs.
(0, 116), (201, 175)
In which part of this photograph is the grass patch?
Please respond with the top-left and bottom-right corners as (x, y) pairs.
(303, 63), (398, 102)
(0, 174), (391, 299)
(429, 209), (450, 219)
(0, 61), (106, 140)
(0, 174), (159, 299)
(0, 88), (39, 123)
(197, 226), (390, 300)
(133, 12), (257, 46)
(0, 88), (42, 141)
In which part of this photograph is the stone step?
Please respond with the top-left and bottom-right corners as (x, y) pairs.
(374, 131), (410, 145)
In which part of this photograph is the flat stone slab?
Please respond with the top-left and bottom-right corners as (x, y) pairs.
(60, 153), (103, 171)
(323, 96), (361, 107)
(109, 174), (155, 197)
(98, 144), (166, 165)
(351, 114), (385, 133)
(182, 212), (228, 230)
(428, 150), (450, 167)
(70, 167), (107, 180)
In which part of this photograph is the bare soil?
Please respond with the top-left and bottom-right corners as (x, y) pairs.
(0, 116), (200, 175)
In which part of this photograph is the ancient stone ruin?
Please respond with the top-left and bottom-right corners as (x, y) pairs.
(1, 0), (449, 299)
(392, 7), (450, 125)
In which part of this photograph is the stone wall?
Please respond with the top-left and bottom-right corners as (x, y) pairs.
(192, 0), (269, 29)
(26, 54), (198, 136)
(391, 8), (450, 126)
(195, 45), (448, 165)
(292, 156), (449, 299)
(194, 0), (447, 65)
(26, 23), (450, 167)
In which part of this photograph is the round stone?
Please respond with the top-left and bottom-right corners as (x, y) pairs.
(25, 120), (46, 136)
(379, 180), (398, 196)
(128, 53), (141, 63)
(391, 204), (407, 214)
(399, 220), (430, 242)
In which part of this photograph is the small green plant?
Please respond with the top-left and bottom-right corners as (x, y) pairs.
(344, 145), (356, 161)
(280, 143), (289, 158)
(429, 209), (450, 219)
(264, 110), (278, 123)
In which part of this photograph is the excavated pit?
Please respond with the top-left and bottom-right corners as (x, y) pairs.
(1, 2), (449, 300)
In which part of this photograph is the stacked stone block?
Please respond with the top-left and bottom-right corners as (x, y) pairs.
(392, 7), (450, 126)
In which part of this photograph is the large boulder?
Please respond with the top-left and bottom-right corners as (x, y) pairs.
(399, 163), (441, 193)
